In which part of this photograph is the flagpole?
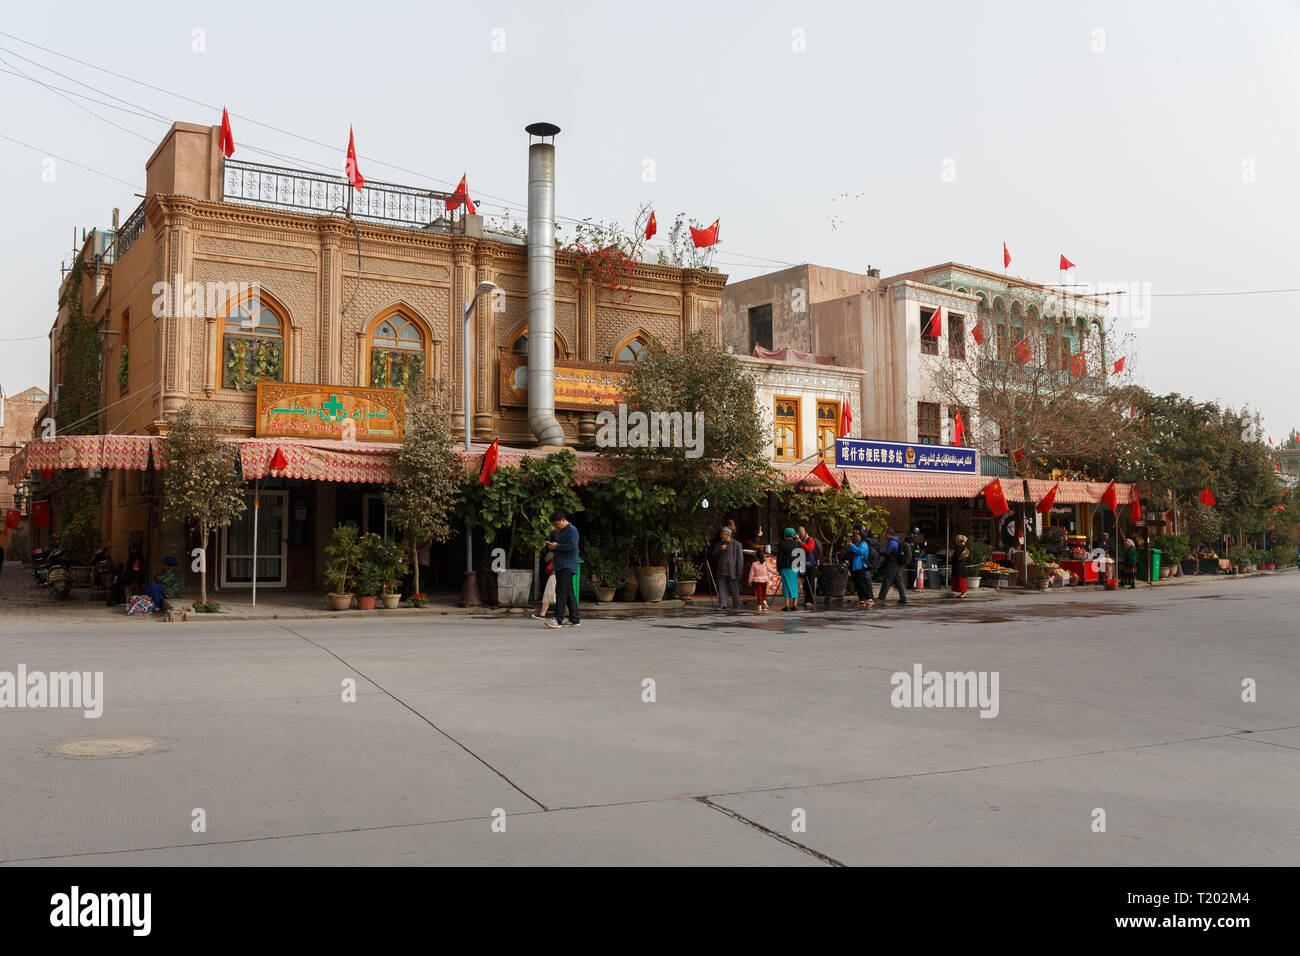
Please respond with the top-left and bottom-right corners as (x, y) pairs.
(251, 475), (259, 608)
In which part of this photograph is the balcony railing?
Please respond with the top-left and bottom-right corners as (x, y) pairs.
(116, 201), (146, 258)
(221, 159), (462, 232)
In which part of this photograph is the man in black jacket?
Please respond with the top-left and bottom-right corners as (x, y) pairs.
(711, 526), (744, 609)
(545, 512), (580, 628)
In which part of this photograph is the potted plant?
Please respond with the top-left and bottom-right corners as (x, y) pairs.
(353, 544), (384, 611)
(323, 523), (362, 611)
(406, 592), (428, 608)
(964, 540), (989, 589)
(674, 556), (700, 598)
(585, 547), (628, 604)
(363, 535), (408, 609)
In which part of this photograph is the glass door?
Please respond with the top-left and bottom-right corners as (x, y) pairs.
(222, 490), (288, 587)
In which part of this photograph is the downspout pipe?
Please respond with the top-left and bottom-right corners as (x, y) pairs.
(526, 124), (565, 447)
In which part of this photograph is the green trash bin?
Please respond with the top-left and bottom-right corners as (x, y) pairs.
(1144, 548), (1162, 582)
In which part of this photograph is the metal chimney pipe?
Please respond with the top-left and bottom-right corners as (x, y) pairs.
(526, 123), (565, 447)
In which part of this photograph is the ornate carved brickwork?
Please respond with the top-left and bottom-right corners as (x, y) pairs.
(337, 279), (451, 387)
(196, 235), (317, 266)
(493, 271), (529, 294)
(343, 254), (450, 284)
(596, 306), (679, 360)
(622, 289), (680, 312)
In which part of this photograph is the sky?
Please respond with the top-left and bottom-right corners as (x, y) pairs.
(1, 0), (1297, 440)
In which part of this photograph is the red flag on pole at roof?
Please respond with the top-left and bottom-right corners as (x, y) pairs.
(1112, 356), (1125, 375)
(644, 211), (657, 241)
(1035, 483), (1059, 514)
(984, 479), (1010, 518)
(690, 219), (720, 248)
(345, 127), (365, 191)
(219, 107), (235, 158)
(1059, 254), (1075, 270)
(1003, 242), (1011, 269)
(447, 174), (477, 215)
(479, 439), (499, 487)
(1101, 481), (1118, 515)
(811, 459), (840, 490)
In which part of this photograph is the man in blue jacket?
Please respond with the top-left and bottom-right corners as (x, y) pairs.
(545, 511), (581, 628)
(843, 531), (875, 608)
(877, 528), (908, 605)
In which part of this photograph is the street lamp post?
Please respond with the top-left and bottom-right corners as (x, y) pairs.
(460, 280), (497, 607)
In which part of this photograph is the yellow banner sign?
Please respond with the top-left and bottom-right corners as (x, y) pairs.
(255, 382), (405, 442)
(500, 357), (628, 411)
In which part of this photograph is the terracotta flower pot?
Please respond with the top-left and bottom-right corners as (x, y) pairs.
(356, 596), (377, 610)
(381, 593), (401, 609)
(327, 593), (353, 611)
(595, 587), (617, 603)
(674, 580), (697, 597)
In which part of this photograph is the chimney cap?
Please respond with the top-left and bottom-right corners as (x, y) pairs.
(525, 122), (561, 141)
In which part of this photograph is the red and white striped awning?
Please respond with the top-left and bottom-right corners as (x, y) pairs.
(1027, 477), (1135, 505)
(241, 438), (397, 483)
(7, 434), (159, 485)
(467, 444), (616, 486)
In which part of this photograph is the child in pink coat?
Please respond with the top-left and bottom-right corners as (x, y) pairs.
(748, 556), (771, 612)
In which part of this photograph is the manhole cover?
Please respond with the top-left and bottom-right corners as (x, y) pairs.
(46, 736), (171, 759)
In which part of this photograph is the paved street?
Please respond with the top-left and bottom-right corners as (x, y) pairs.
(0, 570), (1296, 866)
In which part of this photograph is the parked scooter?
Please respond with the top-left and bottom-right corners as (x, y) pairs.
(91, 546), (113, 591)
(46, 549), (73, 600)
(31, 547), (50, 586)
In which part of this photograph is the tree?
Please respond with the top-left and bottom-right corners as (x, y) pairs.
(778, 485), (890, 558)
(931, 312), (1141, 480)
(385, 391), (461, 594)
(459, 451), (584, 568)
(160, 403), (246, 605)
(597, 331), (774, 562)
(52, 255), (105, 561)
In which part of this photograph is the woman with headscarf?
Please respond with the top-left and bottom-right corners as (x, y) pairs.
(1121, 537), (1139, 589)
(950, 534), (970, 598)
(776, 528), (803, 612)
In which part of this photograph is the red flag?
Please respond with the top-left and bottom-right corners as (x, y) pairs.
(1268, 435), (1273, 445)
(924, 306), (942, 338)
(1130, 495), (1142, 523)
(40, 467), (53, 479)
(1101, 481), (1118, 515)
(1111, 356), (1125, 375)
(269, 447), (288, 473)
(1012, 447), (1026, 465)
(219, 107), (235, 158)
(1014, 338), (1032, 364)
(447, 174), (477, 215)
(1165, 508), (1175, 526)
(1003, 242), (1011, 269)
(345, 127), (365, 191)
(952, 409), (966, 446)
(1059, 254), (1075, 270)
(970, 320), (984, 345)
(811, 459), (840, 490)
(839, 402), (852, 438)
(479, 438), (499, 487)
(644, 211), (657, 241)
(984, 479), (1010, 518)
(5, 509), (19, 530)
(32, 500), (51, 527)
(1198, 487), (1216, 507)
(690, 219), (720, 248)
(1069, 353), (1087, 379)
(1035, 483), (1059, 514)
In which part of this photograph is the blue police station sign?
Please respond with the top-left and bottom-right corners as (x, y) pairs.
(836, 438), (976, 474)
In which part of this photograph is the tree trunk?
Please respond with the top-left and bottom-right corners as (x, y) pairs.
(199, 523), (209, 606)
(411, 540), (420, 595)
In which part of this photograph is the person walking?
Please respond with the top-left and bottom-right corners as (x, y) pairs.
(748, 548), (771, 612)
(1121, 537), (1138, 589)
(950, 534), (970, 598)
(532, 531), (558, 620)
(545, 512), (580, 628)
(877, 528), (909, 605)
(777, 528), (802, 612)
(797, 525), (820, 609)
(843, 530), (875, 608)
(712, 526), (744, 610)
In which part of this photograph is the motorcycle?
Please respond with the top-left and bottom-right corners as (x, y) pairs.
(46, 549), (74, 600)
(91, 546), (113, 591)
(31, 547), (50, 586)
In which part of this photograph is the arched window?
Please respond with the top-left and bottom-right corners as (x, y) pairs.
(223, 297), (285, 391)
(615, 334), (648, 364)
(369, 311), (426, 397)
(510, 332), (562, 359)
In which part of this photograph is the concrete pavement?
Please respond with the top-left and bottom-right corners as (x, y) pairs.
(0, 569), (1295, 865)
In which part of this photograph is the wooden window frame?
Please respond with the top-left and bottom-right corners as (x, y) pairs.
(774, 395), (801, 462)
(948, 313), (965, 360)
(920, 308), (939, 355)
(917, 401), (941, 446)
(368, 310), (429, 396)
(815, 399), (840, 463)
(748, 304), (773, 353)
(220, 297), (287, 393)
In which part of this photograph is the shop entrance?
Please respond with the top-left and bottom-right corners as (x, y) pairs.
(221, 490), (288, 587)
